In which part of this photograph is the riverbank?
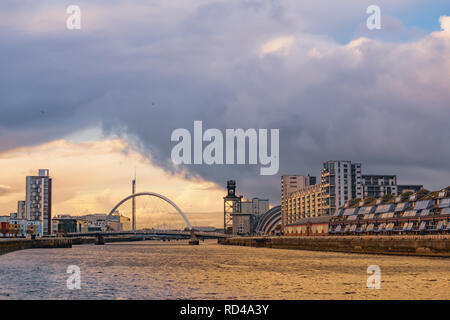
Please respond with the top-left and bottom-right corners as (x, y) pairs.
(218, 235), (450, 257)
(0, 235), (193, 256)
(0, 238), (72, 256)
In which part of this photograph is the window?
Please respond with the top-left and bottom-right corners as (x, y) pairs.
(375, 204), (394, 213)
(439, 198), (450, 208)
(414, 200), (433, 210)
(359, 206), (375, 214)
(395, 202), (409, 212)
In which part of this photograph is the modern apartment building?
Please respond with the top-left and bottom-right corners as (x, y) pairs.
(362, 175), (423, 199)
(17, 200), (26, 219)
(281, 175), (316, 227)
(362, 174), (398, 198)
(320, 161), (362, 216)
(286, 183), (322, 223)
(26, 169), (52, 235)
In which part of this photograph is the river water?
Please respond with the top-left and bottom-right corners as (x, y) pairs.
(0, 240), (448, 299)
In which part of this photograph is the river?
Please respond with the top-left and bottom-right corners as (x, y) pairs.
(0, 240), (448, 299)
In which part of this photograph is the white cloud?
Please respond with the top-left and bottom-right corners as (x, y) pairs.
(260, 36), (295, 57)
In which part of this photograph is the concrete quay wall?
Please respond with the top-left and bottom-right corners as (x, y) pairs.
(0, 238), (72, 256)
(218, 235), (450, 257)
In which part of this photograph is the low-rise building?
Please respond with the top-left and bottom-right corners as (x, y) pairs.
(231, 212), (255, 236)
(330, 186), (450, 235)
(284, 216), (331, 236)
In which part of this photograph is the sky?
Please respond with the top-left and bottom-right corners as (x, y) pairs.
(0, 1), (449, 227)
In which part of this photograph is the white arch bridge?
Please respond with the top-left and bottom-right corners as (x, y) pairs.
(108, 192), (193, 230)
(66, 192), (226, 243)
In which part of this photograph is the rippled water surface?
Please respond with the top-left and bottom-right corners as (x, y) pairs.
(0, 240), (448, 299)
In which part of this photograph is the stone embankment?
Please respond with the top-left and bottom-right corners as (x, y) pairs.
(218, 235), (450, 257)
(0, 238), (72, 256)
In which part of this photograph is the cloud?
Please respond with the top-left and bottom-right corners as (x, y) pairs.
(0, 185), (13, 197)
(0, 2), (449, 205)
(0, 139), (225, 226)
(260, 36), (295, 57)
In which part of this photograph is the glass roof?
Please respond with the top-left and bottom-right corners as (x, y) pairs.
(403, 210), (416, 217)
(439, 198), (450, 208)
(385, 223), (394, 230)
(358, 206), (375, 214)
(375, 204), (394, 213)
(420, 209), (431, 217)
(414, 200), (433, 210)
(395, 202), (409, 211)
(344, 208), (358, 216)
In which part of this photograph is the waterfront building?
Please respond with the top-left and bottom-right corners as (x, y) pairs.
(321, 160), (362, 216)
(26, 169), (52, 235)
(51, 213), (131, 233)
(7, 218), (42, 237)
(108, 212), (131, 231)
(17, 201), (26, 219)
(362, 174), (398, 198)
(281, 175), (316, 227)
(254, 205), (282, 235)
(231, 211), (255, 236)
(0, 216), (10, 237)
(286, 184), (322, 223)
(241, 198), (269, 216)
(361, 175), (424, 199)
(284, 216), (331, 236)
(329, 186), (450, 235)
(52, 216), (84, 233)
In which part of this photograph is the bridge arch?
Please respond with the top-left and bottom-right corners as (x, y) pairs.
(108, 192), (192, 230)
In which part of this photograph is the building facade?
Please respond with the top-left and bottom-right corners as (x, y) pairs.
(286, 183), (322, 224)
(284, 216), (331, 236)
(17, 201), (26, 219)
(330, 186), (450, 235)
(321, 160), (362, 216)
(241, 198), (269, 216)
(231, 212), (255, 236)
(362, 174), (398, 198)
(281, 175), (316, 227)
(26, 169), (52, 235)
(361, 175), (424, 199)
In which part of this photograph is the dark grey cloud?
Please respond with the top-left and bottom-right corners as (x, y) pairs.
(0, 1), (449, 204)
